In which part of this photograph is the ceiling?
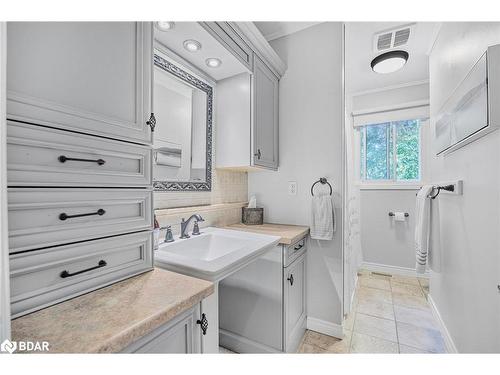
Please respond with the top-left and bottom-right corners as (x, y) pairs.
(154, 22), (247, 81)
(345, 22), (439, 94)
(254, 22), (321, 41)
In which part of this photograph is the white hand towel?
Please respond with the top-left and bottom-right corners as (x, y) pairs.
(415, 185), (433, 273)
(311, 193), (335, 241)
(428, 198), (441, 272)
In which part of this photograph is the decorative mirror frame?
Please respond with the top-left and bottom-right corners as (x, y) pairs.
(152, 53), (213, 191)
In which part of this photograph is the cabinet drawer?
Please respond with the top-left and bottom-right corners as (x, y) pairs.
(10, 231), (153, 317)
(7, 121), (152, 187)
(200, 22), (253, 71)
(8, 188), (153, 253)
(283, 237), (307, 267)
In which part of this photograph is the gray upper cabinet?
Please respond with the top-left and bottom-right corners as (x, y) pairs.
(253, 55), (279, 170)
(200, 22), (253, 72)
(6, 22), (153, 145)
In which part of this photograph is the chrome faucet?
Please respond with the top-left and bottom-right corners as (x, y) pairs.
(180, 214), (204, 239)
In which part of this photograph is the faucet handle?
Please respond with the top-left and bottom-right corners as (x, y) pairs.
(192, 221), (201, 236)
(163, 225), (174, 243)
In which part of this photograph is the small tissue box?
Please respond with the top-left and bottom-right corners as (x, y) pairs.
(242, 207), (264, 225)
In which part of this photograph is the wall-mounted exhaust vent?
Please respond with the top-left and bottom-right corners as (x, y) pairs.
(373, 24), (414, 52)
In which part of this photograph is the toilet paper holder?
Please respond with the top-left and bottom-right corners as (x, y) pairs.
(388, 212), (409, 217)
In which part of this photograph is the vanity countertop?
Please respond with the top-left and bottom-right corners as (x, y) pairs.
(223, 223), (309, 245)
(11, 268), (213, 353)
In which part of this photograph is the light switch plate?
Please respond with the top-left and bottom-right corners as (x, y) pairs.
(288, 181), (297, 195)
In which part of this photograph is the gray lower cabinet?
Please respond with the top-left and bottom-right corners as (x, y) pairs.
(7, 22), (153, 145)
(219, 236), (307, 353)
(252, 55), (279, 170)
(283, 252), (307, 353)
(122, 305), (202, 353)
(9, 231), (153, 318)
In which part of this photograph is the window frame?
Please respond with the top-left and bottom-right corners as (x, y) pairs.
(356, 118), (423, 188)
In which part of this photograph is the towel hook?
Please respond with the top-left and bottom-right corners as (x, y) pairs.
(429, 184), (455, 199)
(311, 177), (333, 196)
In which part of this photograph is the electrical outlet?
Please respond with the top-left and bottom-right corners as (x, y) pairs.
(288, 181), (297, 195)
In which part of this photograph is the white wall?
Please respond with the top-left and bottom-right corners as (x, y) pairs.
(350, 82), (429, 271)
(248, 22), (345, 327)
(428, 22), (500, 353)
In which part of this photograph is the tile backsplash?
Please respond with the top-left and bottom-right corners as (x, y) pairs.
(154, 169), (248, 233)
(154, 169), (248, 209)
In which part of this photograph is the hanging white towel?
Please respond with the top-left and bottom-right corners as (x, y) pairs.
(311, 193), (335, 240)
(428, 198), (441, 273)
(415, 185), (434, 273)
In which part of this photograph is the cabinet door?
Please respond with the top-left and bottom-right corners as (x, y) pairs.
(253, 55), (279, 170)
(122, 305), (201, 353)
(7, 22), (153, 145)
(284, 253), (306, 352)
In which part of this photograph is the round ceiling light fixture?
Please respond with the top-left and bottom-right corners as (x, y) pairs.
(371, 50), (409, 74)
(183, 39), (202, 52)
(205, 58), (222, 68)
(155, 22), (175, 32)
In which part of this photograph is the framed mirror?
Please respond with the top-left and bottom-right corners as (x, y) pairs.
(152, 53), (213, 191)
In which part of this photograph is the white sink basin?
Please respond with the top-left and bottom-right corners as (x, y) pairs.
(154, 227), (281, 281)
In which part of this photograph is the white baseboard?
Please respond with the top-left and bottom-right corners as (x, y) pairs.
(306, 317), (343, 339)
(360, 261), (430, 278)
(427, 294), (458, 353)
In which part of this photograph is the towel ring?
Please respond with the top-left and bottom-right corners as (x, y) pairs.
(311, 178), (333, 196)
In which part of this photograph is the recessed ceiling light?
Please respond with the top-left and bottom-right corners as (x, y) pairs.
(155, 22), (175, 32)
(183, 39), (202, 52)
(371, 50), (409, 74)
(205, 58), (222, 68)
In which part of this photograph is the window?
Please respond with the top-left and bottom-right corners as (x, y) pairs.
(359, 119), (421, 182)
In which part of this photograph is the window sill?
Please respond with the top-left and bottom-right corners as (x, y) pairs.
(356, 183), (422, 191)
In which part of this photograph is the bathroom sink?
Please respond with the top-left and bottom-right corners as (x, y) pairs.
(154, 227), (281, 281)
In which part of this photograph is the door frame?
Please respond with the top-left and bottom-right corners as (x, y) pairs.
(0, 21), (11, 341)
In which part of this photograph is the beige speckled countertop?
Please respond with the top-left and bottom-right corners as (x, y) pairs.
(11, 268), (213, 353)
(224, 223), (309, 245)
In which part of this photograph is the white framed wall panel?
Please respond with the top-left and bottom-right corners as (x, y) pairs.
(6, 22), (153, 145)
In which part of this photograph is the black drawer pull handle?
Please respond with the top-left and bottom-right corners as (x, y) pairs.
(59, 208), (106, 221)
(287, 274), (294, 286)
(197, 313), (208, 335)
(294, 244), (303, 251)
(58, 155), (105, 165)
(60, 260), (107, 278)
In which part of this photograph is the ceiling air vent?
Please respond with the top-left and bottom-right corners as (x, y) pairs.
(373, 24), (414, 52)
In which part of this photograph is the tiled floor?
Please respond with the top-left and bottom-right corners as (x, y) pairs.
(297, 269), (446, 354)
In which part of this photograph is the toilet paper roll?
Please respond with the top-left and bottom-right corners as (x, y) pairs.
(394, 212), (406, 222)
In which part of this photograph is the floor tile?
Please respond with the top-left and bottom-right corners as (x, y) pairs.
(357, 298), (395, 320)
(359, 277), (391, 291)
(298, 342), (327, 353)
(350, 332), (399, 353)
(357, 286), (393, 304)
(418, 278), (429, 288)
(344, 312), (355, 331)
(399, 344), (433, 354)
(353, 313), (397, 342)
(394, 305), (438, 331)
(397, 322), (446, 353)
(391, 275), (420, 286)
(392, 292), (429, 311)
(391, 281), (424, 297)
